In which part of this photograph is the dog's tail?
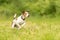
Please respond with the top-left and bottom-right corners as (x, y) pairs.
(14, 14), (17, 19)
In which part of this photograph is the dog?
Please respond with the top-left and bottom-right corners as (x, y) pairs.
(12, 11), (30, 29)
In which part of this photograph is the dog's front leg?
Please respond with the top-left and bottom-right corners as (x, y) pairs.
(21, 22), (25, 27)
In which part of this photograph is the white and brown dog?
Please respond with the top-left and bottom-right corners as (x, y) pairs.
(12, 11), (30, 29)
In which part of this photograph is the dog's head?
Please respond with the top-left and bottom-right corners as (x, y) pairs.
(22, 11), (30, 18)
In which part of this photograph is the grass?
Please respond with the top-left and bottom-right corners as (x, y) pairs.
(0, 16), (60, 40)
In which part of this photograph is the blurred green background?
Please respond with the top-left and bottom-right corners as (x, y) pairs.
(0, 0), (60, 40)
(0, 0), (60, 18)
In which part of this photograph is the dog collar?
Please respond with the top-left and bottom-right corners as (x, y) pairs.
(21, 16), (25, 20)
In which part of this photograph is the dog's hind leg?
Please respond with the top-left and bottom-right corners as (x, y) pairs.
(12, 22), (15, 28)
(12, 19), (16, 28)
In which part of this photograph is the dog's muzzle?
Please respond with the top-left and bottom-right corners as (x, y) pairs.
(28, 14), (30, 17)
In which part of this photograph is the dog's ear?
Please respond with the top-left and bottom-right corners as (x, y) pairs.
(22, 11), (25, 14)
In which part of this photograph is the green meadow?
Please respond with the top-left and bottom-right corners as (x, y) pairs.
(0, 16), (60, 40)
(0, 0), (60, 40)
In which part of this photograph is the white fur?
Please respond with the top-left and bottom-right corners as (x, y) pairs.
(12, 11), (29, 29)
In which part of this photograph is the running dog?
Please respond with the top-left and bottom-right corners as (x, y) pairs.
(12, 11), (30, 29)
